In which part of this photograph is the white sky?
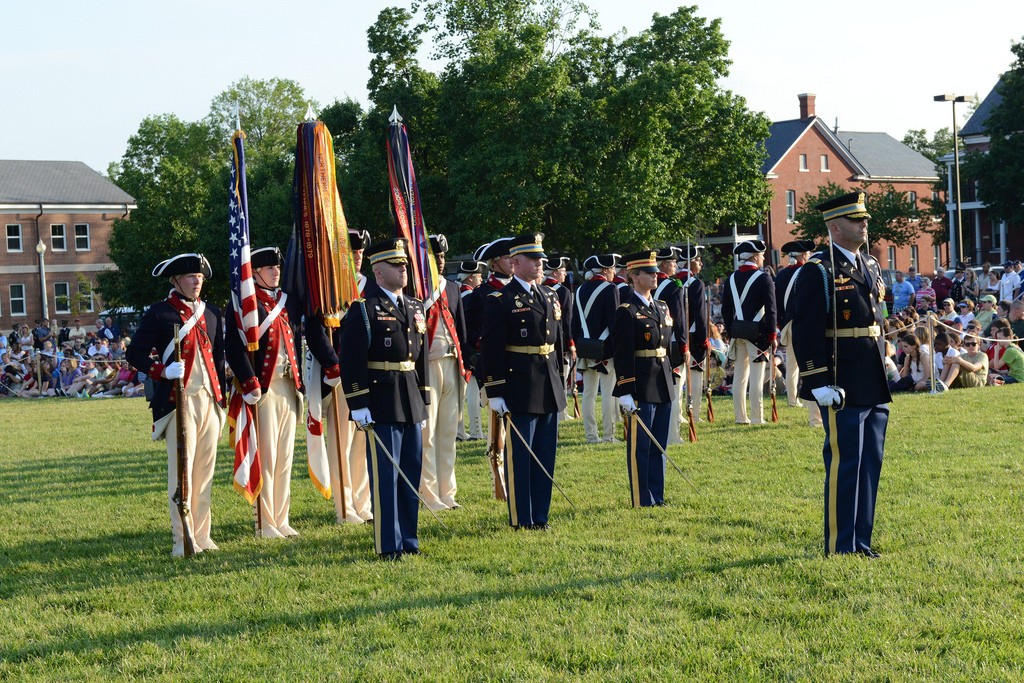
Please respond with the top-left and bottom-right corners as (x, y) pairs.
(3, 0), (1021, 174)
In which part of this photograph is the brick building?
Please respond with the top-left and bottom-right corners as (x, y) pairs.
(758, 94), (940, 273)
(1, 161), (136, 332)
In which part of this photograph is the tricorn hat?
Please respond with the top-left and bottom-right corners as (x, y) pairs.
(780, 240), (816, 255)
(474, 237), (513, 262)
(429, 234), (449, 255)
(583, 253), (620, 271)
(348, 229), (371, 251)
(733, 240), (766, 256)
(251, 246), (282, 269)
(152, 253), (213, 279)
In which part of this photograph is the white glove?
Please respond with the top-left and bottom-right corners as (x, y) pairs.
(162, 361), (184, 380)
(618, 394), (638, 413)
(811, 385), (846, 408)
(419, 420), (427, 430)
(351, 408), (373, 427)
(323, 374), (341, 388)
(242, 388), (261, 405)
(488, 397), (509, 415)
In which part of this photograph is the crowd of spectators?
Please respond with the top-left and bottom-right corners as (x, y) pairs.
(0, 316), (146, 400)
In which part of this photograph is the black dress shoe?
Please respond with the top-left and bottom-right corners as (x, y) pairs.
(528, 523), (551, 531)
(379, 552), (403, 562)
(654, 501), (669, 507)
(857, 547), (881, 559)
(403, 548), (422, 556)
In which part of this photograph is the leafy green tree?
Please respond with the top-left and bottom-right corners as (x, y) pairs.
(207, 77), (313, 169)
(791, 182), (922, 248)
(966, 37), (1024, 227)
(99, 115), (220, 308)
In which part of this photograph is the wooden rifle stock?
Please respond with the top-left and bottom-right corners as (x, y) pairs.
(486, 409), (507, 501)
(172, 324), (196, 558)
(570, 357), (581, 419)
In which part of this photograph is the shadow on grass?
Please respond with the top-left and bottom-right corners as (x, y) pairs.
(0, 450), (165, 503)
(0, 548), (795, 665)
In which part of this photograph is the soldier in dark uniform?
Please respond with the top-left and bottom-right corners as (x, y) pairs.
(481, 234), (566, 529)
(464, 238), (514, 492)
(226, 247), (303, 538)
(775, 240), (816, 414)
(611, 250), (675, 507)
(678, 245), (708, 422)
(789, 191), (891, 558)
(721, 240), (777, 425)
(340, 238), (430, 560)
(126, 253), (226, 557)
(573, 254), (621, 443)
(543, 256), (575, 421)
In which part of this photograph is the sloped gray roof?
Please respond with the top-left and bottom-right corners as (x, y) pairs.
(832, 131), (937, 180)
(960, 78), (1003, 137)
(0, 160), (135, 204)
(762, 118), (814, 174)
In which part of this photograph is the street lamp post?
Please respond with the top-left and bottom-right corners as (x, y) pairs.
(36, 239), (49, 321)
(934, 93), (977, 266)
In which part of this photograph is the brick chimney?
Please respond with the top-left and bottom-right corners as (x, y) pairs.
(798, 93), (816, 119)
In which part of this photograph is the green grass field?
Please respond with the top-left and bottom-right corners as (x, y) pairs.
(2, 388), (1023, 681)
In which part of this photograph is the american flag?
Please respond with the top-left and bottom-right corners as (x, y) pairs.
(229, 130), (259, 351)
(229, 391), (261, 505)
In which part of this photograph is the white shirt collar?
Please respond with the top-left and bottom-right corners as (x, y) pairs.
(633, 290), (653, 307)
(514, 275), (537, 293)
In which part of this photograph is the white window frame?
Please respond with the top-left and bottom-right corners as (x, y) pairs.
(887, 246), (896, 270)
(785, 190), (796, 222)
(77, 280), (95, 313)
(51, 224), (67, 251)
(6, 224), (22, 252)
(820, 154), (829, 172)
(54, 282), (71, 314)
(911, 245), (919, 271)
(9, 284), (27, 317)
(798, 154), (808, 172)
(74, 223), (91, 251)
(933, 245), (941, 272)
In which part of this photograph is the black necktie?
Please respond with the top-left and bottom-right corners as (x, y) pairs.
(396, 297), (405, 315)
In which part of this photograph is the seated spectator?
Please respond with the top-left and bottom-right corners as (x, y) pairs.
(0, 333), (7, 353)
(8, 341), (28, 365)
(997, 269), (1017, 303)
(86, 357), (118, 396)
(69, 318), (88, 347)
(111, 338), (129, 361)
(123, 368), (147, 398)
(892, 334), (932, 392)
(975, 295), (997, 331)
(38, 359), (58, 397)
(933, 332), (959, 390)
(913, 325), (933, 356)
(915, 277), (936, 314)
(963, 268), (980, 302)
(1010, 301), (1024, 343)
(949, 336), (989, 389)
(58, 359), (86, 397)
(87, 338), (112, 358)
(99, 360), (137, 396)
(882, 340), (900, 385)
(938, 299), (958, 322)
(984, 271), (1000, 298)
(956, 299), (975, 327)
(990, 327), (1024, 384)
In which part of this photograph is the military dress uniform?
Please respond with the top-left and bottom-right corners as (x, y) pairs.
(612, 251), (675, 507)
(125, 253), (226, 557)
(790, 192), (891, 557)
(653, 247), (687, 444)
(421, 234), (469, 511)
(481, 235), (566, 529)
(572, 254), (621, 443)
(775, 240), (821, 426)
(226, 247), (303, 538)
(305, 230), (372, 525)
(721, 240), (777, 424)
(679, 246), (709, 422)
(340, 239), (430, 558)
